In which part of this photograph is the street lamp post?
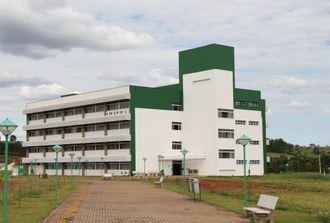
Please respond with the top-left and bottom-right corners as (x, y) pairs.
(285, 163), (289, 173)
(0, 118), (17, 223)
(77, 157), (82, 176)
(237, 134), (251, 207)
(101, 157), (104, 175)
(297, 154), (300, 172)
(143, 157), (147, 178)
(30, 161), (33, 174)
(69, 153), (75, 190)
(85, 159), (88, 176)
(181, 148), (188, 192)
(69, 153), (75, 176)
(157, 155), (163, 175)
(34, 158), (38, 175)
(52, 144), (62, 205)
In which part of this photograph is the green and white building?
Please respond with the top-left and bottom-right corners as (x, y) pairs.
(22, 44), (267, 176)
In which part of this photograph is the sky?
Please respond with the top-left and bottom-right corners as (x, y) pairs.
(0, 0), (329, 146)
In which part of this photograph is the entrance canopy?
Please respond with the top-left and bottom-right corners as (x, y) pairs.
(162, 155), (206, 161)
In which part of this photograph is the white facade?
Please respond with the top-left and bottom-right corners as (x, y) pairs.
(134, 69), (265, 176)
(22, 44), (267, 177)
(22, 86), (131, 176)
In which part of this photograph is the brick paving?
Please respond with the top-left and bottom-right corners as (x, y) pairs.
(41, 180), (248, 223)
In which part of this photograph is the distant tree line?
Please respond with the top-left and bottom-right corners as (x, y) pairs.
(0, 141), (25, 157)
(267, 138), (330, 173)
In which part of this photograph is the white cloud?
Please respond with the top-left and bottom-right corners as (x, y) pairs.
(0, 71), (50, 87)
(0, 0), (329, 146)
(271, 76), (310, 94)
(20, 84), (69, 100)
(289, 100), (312, 109)
(0, 0), (154, 58)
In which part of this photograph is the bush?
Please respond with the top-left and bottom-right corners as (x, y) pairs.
(317, 212), (330, 223)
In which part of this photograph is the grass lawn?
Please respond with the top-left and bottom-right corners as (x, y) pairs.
(0, 175), (78, 223)
(157, 173), (330, 223)
(1, 173), (329, 223)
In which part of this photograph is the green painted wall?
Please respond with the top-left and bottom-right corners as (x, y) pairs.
(234, 88), (268, 173)
(128, 43), (267, 175)
(179, 44), (235, 91)
(129, 85), (182, 173)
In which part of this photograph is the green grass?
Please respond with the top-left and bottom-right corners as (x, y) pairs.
(0, 175), (78, 223)
(1, 174), (329, 223)
(159, 173), (330, 223)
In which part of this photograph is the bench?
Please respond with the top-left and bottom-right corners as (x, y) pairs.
(154, 177), (164, 188)
(243, 194), (278, 223)
(102, 173), (113, 180)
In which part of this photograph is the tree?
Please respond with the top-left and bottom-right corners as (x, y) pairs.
(269, 138), (294, 153)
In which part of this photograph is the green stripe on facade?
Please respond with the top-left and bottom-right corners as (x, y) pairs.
(179, 44), (235, 90)
(234, 88), (267, 173)
(129, 85), (182, 173)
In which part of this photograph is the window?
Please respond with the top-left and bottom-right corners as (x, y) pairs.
(248, 102), (259, 107)
(250, 140), (259, 145)
(172, 141), (182, 150)
(65, 126), (82, 134)
(28, 130), (43, 137)
(29, 147), (43, 153)
(119, 101), (130, 109)
(249, 160), (260, 165)
(235, 120), (246, 125)
(64, 145), (82, 151)
(46, 128), (62, 135)
(218, 129), (234, 138)
(171, 103), (182, 111)
(108, 100), (130, 110)
(85, 104), (104, 113)
(86, 162), (96, 169)
(219, 150), (235, 158)
(86, 144), (104, 151)
(45, 164), (55, 169)
(235, 101), (247, 106)
(108, 162), (130, 170)
(108, 142), (130, 150)
(236, 160), (246, 165)
(108, 162), (119, 170)
(108, 121), (129, 130)
(172, 122), (182, 130)
(218, 109), (234, 118)
(46, 111), (62, 118)
(86, 124), (104, 132)
(249, 121), (259, 126)
(120, 162), (130, 170)
(65, 107), (82, 116)
(28, 113), (44, 121)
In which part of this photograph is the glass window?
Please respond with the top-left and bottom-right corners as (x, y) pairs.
(218, 109), (234, 118)
(172, 122), (182, 130)
(248, 102), (259, 107)
(235, 120), (246, 125)
(219, 150), (235, 158)
(218, 129), (234, 138)
(249, 121), (259, 126)
(250, 160), (260, 165)
(235, 101), (247, 106)
(250, 140), (259, 145)
(171, 103), (182, 111)
(172, 141), (182, 150)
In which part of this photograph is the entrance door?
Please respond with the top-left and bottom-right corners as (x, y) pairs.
(172, 161), (182, 175)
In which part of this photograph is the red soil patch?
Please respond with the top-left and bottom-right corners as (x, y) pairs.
(201, 180), (273, 191)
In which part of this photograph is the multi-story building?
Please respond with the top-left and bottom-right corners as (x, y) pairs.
(22, 43), (267, 176)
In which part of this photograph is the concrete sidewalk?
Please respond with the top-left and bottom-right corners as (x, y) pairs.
(41, 180), (248, 223)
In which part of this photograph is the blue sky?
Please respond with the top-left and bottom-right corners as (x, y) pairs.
(0, 0), (329, 146)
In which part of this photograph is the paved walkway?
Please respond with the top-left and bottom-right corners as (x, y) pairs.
(41, 180), (248, 223)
